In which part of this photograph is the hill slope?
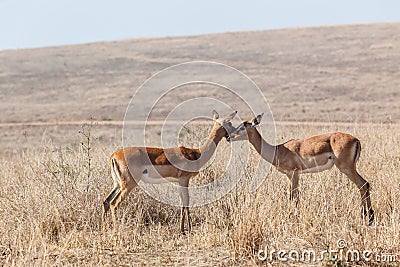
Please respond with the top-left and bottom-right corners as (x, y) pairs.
(0, 23), (399, 123)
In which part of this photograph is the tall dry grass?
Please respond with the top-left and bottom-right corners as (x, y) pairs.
(0, 123), (399, 266)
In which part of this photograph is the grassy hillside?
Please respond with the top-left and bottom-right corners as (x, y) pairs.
(0, 23), (399, 125)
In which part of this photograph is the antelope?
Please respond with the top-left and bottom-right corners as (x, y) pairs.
(102, 110), (237, 233)
(227, 113), (374, 225)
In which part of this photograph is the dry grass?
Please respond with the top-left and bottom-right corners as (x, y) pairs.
(0, 122), (399, 266)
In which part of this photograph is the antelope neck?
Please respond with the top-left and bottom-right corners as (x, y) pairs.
(248, 128), (277, 165)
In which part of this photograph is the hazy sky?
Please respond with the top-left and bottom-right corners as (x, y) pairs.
(0, 0), (399, 51)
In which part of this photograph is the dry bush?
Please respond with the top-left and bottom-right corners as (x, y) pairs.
(0, 123), (399, 266)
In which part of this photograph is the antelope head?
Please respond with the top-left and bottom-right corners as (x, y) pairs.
(212, 110), (238, 140)
(227, 113), (264, 142)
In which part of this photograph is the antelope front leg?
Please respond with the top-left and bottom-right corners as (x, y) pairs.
(180, 207), (191, 234)
(178, 177), (191, 234)
(287, 171), (300, 205)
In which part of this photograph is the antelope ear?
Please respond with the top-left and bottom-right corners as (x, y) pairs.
(251, 113), (264, 127)
(212, 110), (219, 120)
(224, 110), (237, 121)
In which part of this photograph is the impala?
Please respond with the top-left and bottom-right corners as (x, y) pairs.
(228, 113), (374, 225)
(103, 110), (237, 233)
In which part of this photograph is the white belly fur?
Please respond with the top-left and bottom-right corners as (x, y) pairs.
(300, 156), (334, 174)
(141, 175), (180, 184)
(140, 165), (180, 184)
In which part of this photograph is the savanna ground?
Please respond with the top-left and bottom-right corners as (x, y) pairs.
(1, 23), (400, 266)
(1, 122), (399, 266)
